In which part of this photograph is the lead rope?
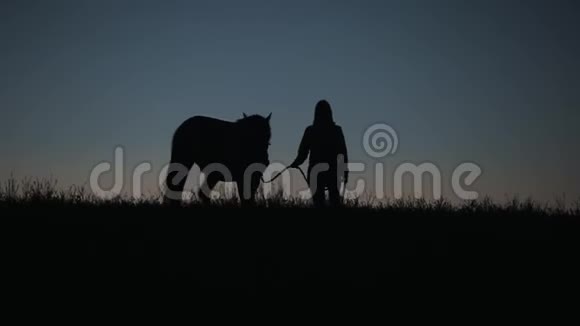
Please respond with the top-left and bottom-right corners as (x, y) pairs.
(260, 166), (346, 202)
(261, 166), (346, 199)
(260, 166), (308, 184)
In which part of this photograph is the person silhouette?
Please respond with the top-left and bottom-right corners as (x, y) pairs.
(290, 100), (349, 207)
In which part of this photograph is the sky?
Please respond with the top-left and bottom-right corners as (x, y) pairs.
(1, 0), (578, 204)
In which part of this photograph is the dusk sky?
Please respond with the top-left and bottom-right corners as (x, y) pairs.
(1, 0), (578, 204)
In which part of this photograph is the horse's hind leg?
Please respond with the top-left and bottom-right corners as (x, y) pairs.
(164, 154), (194, 205)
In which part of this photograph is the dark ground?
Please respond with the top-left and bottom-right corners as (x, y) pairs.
(5, 200), (580, 302)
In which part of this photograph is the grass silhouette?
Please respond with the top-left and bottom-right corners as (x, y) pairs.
(3, 176), (579, 296)
(2, 176), (578, 216)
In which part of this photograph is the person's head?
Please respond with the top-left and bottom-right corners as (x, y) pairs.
(313, 100), (335, 126)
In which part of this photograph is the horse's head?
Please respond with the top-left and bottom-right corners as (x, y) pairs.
(237, 113), (272, 167)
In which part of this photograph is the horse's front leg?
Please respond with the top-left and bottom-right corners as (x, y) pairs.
(236, 173), (261, 208)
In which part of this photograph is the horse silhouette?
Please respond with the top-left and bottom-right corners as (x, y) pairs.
(164, 113), (271, 206)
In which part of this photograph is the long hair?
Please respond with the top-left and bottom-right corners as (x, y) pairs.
(313, 100), (335, 128)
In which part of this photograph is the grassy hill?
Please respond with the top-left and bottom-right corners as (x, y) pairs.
(3, 177), (579, 298)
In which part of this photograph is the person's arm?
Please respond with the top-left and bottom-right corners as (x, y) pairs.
(337, 126), (349, 182)
(291, 127), (311, 168)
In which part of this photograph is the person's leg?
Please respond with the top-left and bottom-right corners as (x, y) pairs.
(309, 170), (326, 207)
(311, 186), (326, 207)
(328, 180), (342, 207)
(324, 167), (342, 207)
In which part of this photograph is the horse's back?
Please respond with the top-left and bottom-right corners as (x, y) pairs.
(171, 115), (238, 166)
(177, 115), (233, 133)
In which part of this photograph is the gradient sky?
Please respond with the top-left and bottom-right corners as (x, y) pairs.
(1, 0), (578, 204)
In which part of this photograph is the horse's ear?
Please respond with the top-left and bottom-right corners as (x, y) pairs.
(266, 112), (272, 122)
(243, 113), (248, 118)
